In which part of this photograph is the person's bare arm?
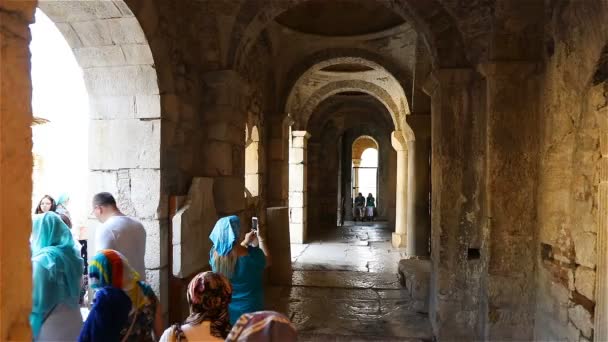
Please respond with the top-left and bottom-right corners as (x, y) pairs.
(256, 229), (271, 268)
(154, 302), (164, 339)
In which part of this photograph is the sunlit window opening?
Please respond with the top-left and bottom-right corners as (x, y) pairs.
(357, 148), (378, 200)
(30, 9), (89, 228)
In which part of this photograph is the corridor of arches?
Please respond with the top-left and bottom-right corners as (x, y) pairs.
(2, 0), (608, 341)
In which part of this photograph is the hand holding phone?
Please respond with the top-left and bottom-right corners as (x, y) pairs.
(251, 217), (259, 233)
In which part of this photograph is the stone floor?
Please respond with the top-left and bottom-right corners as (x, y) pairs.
(265, 221), (433, 341)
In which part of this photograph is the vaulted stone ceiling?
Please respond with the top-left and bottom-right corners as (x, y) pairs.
(275, 0), (405, 37)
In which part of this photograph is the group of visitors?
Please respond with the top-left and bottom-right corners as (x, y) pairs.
(353, 192), (376, 221)
(31, 192), (297, 341)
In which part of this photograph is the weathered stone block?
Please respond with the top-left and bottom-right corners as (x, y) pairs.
(288, 164), (306, 192)
(39, 1), (122, 22)
(289, 147), (306, 164)
(135, 95), (161, 119)
(89, 118), (160, 169)
(266, 207), (292, 285)
(88, 170), (119, 197)
(83, 65), (158, 96)
(568, 305), (593, 339)
(398, 259), (430, 313)
(89, 95), (135, 119)
(201, 141), (233, 176)
(142, 219), (167, 270)
(74, 45), (125, 68)
(207, 122), (244, 145)
(574, 267), (595, 300)
(573, 232), (596, 268)
(71, 20), (113, 47)
(54, 22), (83, 48)
(289, 207), (306, 224)
(130, 168), (160, 219)
(122, 44), (154, 65)
(107, 17), (147, 44)
(213, 177), (245, 214)
(172, 178), (216, 278)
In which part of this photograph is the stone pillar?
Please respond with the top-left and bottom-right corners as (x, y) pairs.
(0, 2), (36, 340)
(352, 158), (361, 195)
(423, 68), (476, 339)
(201, 70), (248, 216)
(407, 114), (431, 257)
(289, 131), (310, 244)
(391, 130), (409, 248)
(595, 119), (608, 341)
(405, 139), (417, 255)
(479, 61), (539, 340)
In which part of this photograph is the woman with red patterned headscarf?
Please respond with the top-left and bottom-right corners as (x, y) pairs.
(159, 271), (233, 342)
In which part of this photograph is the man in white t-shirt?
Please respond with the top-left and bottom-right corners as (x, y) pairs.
(91, 192), (147, 277)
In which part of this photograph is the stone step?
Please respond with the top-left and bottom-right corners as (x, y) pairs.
(397, 259), (431, 314)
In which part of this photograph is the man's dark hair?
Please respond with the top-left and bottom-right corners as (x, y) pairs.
(93, 192), (117, 207)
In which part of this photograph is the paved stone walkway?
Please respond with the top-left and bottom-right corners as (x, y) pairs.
(265, 222), (433, 341)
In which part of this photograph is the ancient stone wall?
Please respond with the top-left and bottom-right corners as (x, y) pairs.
(535, 1), (608, 340)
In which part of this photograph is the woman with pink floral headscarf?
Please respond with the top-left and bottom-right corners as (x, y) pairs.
(159, 271), (233, 342)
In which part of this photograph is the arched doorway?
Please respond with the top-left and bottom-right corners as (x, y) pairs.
(33, 0), (166, 315)
(351, 136), (379, 218)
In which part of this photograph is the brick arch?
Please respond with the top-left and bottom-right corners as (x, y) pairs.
(227, 0), (468, 70)
(36, 0), (166, 304)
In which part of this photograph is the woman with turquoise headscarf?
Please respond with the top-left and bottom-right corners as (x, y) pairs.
(209, 215), (271, 324)
(30, 211), (84, 341)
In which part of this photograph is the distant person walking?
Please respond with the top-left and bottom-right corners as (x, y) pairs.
(92, 192), (147, 277)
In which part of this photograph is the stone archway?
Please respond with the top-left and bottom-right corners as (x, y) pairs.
(284, 58), (415, 244)
(36, 0), (166, 309)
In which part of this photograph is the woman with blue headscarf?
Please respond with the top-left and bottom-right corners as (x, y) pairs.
(30, 212), (84, 341)
(209, 215), (270, 324)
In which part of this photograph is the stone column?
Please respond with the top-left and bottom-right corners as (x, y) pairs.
(596, 124), (608, 341)
(289, 131), (310, 244)
(479, 61), (539, 340)
(352, 158), (361, 195)
(423, 68), (476, 339)
(391, 130), (409, 248)
(0, 2), (36, 340)
(407, 114), (431, 257)
(405, 139), (417, 255)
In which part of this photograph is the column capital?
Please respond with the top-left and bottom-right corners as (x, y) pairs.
(292, 130), (311, 139)
(391, 130), (413, 151)
(352, 158), (362, 167)
(477, 61), (540, 80)
(423, 68), (474, 96)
